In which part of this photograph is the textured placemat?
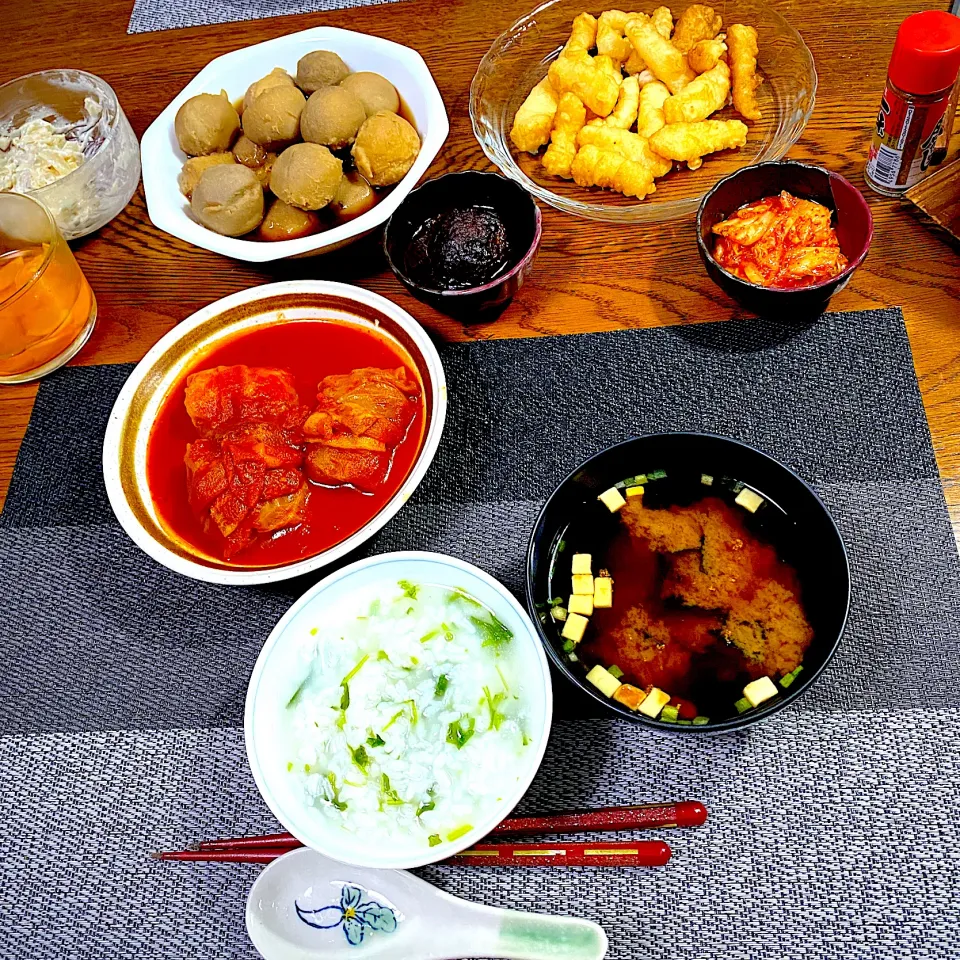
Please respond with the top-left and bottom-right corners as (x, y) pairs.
(2, 308), (959, 959)
(128, 0), (408, 34)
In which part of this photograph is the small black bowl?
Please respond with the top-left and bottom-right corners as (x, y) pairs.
(696, 161), (873, 320)
(526, 433), (851, 733)
(383, 170), (541, 316)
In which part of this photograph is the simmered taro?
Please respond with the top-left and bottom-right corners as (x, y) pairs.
(190, 164), (264, 236)
(178, 55), (417, 242)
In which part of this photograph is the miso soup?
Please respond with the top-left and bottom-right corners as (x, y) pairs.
(544, 470), (814, 725)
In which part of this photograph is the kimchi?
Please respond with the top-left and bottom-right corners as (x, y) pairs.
(711, 191), (849, 289)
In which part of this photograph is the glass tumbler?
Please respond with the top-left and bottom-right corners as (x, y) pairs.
(0, 192), (96, 383)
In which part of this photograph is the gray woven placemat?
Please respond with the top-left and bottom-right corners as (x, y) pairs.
(2, 308), (959, 959)
(128, 0), (408, 34)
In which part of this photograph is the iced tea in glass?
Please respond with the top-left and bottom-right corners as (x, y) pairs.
(0, 192), (97, 383)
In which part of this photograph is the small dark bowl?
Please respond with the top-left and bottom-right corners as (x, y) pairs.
(696, 161), (873, 320)
(526, 433), (851, 733)
(383, 170), (541, 315)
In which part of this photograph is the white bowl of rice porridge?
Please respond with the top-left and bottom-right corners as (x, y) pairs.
(245, 551), (553, 868)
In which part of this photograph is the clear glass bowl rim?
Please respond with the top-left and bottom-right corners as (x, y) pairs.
(469, 0), (819, 223)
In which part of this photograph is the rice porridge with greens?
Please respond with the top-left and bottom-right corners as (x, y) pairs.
(282, 579), (534, 851)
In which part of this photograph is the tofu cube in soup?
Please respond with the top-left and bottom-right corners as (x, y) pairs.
(594, 577), (613, 608)
(586, 665), (623, 698)
(598, 487), (627, 512)
(572, 574), (595, 595)
(735, 487), (765, 513)
(743, 675), (778, 707)
(613, 683), (647, 710)
(638, 686), (671, 718)
(561, 612), (589, 644)
(571, 553), (593, 575)
(626, 485), (645, 497)
(568, 593), (594, 616)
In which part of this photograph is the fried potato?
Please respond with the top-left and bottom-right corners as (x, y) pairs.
(510, 76), (560, 154)
(548, 50), (621, 117)
(688, 36), (728, 73)
(649, 118), (748, 170)
(663, 61), (730, 124)
(651, 6), (674, 38)
(526, 8), (752, 192)
(728, 23), (762, 121)
(595, 53), (625, 86)
(626, 9), (676, 77)
(563, 12), (598, 56)
(633, 68), (658, 85)
(571, 143), (657, 198)
(672, 4), (723, 54)
(636, 80), (671, 137)
(632, 134), (673, 178)
(578, 123), (672, 178)
(597, 10), (640, 65)
(625, 16), (696, 94)
(542, 92), (587, 178)
(593, 74), (641, 129)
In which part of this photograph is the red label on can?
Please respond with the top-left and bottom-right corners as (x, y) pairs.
(866, 81), (950, 190)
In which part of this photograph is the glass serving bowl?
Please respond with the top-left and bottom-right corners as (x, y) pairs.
(470, 0), (817, 223)
(0, 70), (141, 240)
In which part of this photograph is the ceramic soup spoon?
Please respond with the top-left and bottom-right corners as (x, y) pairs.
(246, 847), (608, 960)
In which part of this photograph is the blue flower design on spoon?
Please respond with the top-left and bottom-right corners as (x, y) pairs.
(296, 883), (398, 946)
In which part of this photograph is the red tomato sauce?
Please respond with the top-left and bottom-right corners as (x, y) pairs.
(146, 320), (426, 568)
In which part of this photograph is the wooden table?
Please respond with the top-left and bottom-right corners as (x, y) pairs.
(5, 0), (960, 541)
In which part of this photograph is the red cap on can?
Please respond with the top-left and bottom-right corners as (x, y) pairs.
(889, 11), (960, 96)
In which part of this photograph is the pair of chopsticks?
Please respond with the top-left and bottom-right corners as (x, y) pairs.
(155, 800), (707, 868)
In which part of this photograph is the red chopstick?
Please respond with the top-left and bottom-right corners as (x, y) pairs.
(155, 849), (289, 864)
(200, 831), (297, 851)
(447, 840), (671, 868)
(156, 840), (670, 868)
(487, 801), (706, 836)
(195, 801), (707, 852)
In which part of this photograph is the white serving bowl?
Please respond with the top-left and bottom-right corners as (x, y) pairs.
(245, 552), (554, 869)
(140, 26), (449, 261)
(102, 281), (447, 585)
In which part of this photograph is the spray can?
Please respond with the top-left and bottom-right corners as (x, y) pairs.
(865, 10), (960, 197)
